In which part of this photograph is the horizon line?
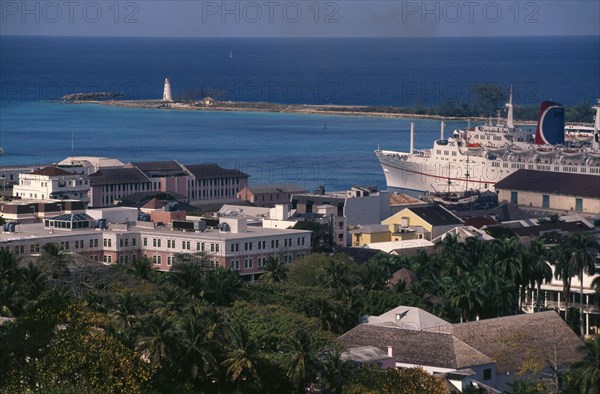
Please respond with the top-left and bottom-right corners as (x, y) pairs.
(1, 33), (599, 39)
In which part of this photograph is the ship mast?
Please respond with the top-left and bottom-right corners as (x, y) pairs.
(464, 153), (470, 192)
(506, 86), (514, 129)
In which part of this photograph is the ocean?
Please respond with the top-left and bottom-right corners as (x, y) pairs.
(1, 36), (598, 190)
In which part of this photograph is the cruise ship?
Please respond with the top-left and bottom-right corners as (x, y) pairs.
(376, 96), (600, 193)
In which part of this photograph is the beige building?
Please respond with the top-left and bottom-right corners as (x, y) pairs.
(495, 169), (600, 213)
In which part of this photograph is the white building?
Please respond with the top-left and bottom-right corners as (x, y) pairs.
(13, 166), (90, 205)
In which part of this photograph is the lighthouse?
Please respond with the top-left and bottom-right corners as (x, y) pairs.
(163, 78), (173, 102)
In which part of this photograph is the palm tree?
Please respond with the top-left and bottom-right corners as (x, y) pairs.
(565, 232), (598, 337)
(175, 312), (218, 388)
(568, 335), (600, 393)
(260, 256), (288, 283)
(320, 257), (356, 299)
(0, 249), (21, 317)
(280, 329), (324, 393)
(221, 322), (261, 388)
(551, 242), (577, 325)
(443, 273), (485, 322)
(317, 348), (354, 394)
(40, 242), (70, 280)
(138, 314), (177, 365)
(526, 240), (552, 312)
(492, 237), (522, 282)
(129, 256), (154, 281)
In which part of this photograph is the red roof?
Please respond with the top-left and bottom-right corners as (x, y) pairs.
(141, 198), (166, 210)
(30, 166), (73, 176)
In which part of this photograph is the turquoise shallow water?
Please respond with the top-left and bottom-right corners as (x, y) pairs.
(0, 102), (467, 190)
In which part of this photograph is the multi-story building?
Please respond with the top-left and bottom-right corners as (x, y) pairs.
(13, 166), (91, 205)
(237, 183), (307, 208)
(291, 186), (391, 226)
(0, 209), (311, 281)
(88, 161), (249, 208)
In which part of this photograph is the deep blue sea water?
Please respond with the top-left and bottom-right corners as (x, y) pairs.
(1, 36), (598, 190)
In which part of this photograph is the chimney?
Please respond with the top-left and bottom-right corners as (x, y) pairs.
(387, 346), (393, 358)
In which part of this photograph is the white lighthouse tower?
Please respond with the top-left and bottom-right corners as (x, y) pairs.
(163, 78), (173, 102)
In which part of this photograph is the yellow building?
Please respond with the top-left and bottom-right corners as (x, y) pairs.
(350, 224), (390, 246)
(351, 205), (463, 246)
(382, 205), (463, 241)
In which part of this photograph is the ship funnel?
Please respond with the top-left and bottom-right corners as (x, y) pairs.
(534, 101), (564, 145)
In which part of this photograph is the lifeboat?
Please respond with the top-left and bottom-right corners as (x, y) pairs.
(536, 145), (556, 156)
(485, 143), (507, 153)
(584, 149), (600, 159)
(560, 147), (586, 158)
(467, 142), (483, 151)
(509, 144), (532, 154)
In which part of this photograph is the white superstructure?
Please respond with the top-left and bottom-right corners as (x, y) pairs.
(376, 96), (600, 193)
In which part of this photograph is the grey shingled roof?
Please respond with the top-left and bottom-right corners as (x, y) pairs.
(245, 183), (307, 194)
(89, 168), (150, 185)
(338, 324), (493, 370)
(183, 164), (248, 179)
(131, 160), (183, 172)
(433, 311), (584, 374)
(495, 169), (600, 199)
(409, 205), (463, 226)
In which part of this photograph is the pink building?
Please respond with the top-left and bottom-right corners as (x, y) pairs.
(1, 215), (310, 281)
(88, 161), (248, 208)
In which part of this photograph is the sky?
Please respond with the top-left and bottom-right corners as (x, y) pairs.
(0, 0), (599, 37)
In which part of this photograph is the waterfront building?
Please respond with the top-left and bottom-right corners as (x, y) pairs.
(495, 169), (600, 213)
(13, 166), (90, 205)
(237, 183), (307, 208)
(0, 209), (311, 281)
(88, 162), (248, 208)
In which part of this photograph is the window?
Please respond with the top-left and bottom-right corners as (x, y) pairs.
(167, 256), (173, 266)
(143, 237), (147, 246)
(258, 257), (266, 268)
(244, 258), (253, 269)
(230, 260), (239, 270)
(575, 198), (583, 212)
(510, 191), (518, 204)
(132, 238), (136, 246)
(542, 194), (550, 209)
(153, 255), (161, 265)
(483, 368), (492, 381)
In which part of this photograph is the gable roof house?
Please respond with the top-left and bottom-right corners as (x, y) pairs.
(382, 205), (464, 241)
(339, 306), (584, 392)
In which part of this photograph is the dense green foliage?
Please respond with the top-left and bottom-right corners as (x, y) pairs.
(1, 229), (597, 392)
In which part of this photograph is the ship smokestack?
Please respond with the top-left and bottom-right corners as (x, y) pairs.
(410, 122), (414, 154)
(534, 101), (564, 145)
(163, 78), (173, 102)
